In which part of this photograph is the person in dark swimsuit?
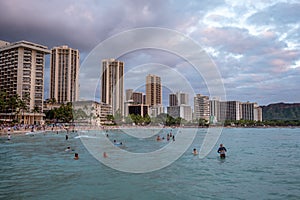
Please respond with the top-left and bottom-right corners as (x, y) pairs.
(217, 144), (227, 159)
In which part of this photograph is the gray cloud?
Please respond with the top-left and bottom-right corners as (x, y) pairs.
(0, 0), (299, 105)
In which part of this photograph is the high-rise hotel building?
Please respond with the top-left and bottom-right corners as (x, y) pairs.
(194, 94), (210, 120)
(146, 74), (164, 117)
(146, 74), (162, 106)
(0, 40), (50, 124)
(240, 102), (262, 121)
(219, 101), (240, 121)
(101, 59), (124, 115)
(50, 45), (79, 103)
(167, 92), (192, 121)
(169, 92), (189, 106)
(210, 100), (262, 122)
(209, 98), (221, 123)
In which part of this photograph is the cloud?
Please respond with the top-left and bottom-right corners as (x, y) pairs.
(0, 0), (300, 105)
(247, 3), (300, 25)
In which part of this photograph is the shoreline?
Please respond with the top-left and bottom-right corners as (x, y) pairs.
(1, 125), (299, 137)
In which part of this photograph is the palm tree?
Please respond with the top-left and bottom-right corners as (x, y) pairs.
(0, 92), (8, 113)
(18, 99), (28, 124)
(15, 96), (23, 123)
(49, 98), (57, 109)
(89, 107), (95, 126)
(21, 93), (30, 124)
(32, 105), (40, 125)
(8, 94), (19, 122)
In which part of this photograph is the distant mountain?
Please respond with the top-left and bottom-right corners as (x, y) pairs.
(262, 103), (300, 120)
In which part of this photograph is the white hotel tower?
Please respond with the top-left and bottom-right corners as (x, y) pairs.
(0, 40), (50, 124)
(101, 59), (124, 115)
(50, 45), (80, 103)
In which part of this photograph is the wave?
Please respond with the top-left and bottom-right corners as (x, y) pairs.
(25, 131), (45, 135)
(74, 135), (97, 139)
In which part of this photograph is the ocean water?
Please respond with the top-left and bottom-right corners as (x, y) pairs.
(0, 128), (300, 200)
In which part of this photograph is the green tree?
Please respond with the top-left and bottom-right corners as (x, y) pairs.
(20, 93), (30, 124)
(124, 115), (133, 124)
(114, 109), (123, 125)
(132, 114), (143, 125)
(143, 114), (151, 125)
(106, 115), (115, 124)
(0, 92), (8, 113)
(73, 108), (88, 121)
(32, 105), (40, 125)
(8, 94), (23, 122)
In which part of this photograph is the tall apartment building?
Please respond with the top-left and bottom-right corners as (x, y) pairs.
(169, 93), (177, 106)
(146, 74), (162, 106)
(0, 40), (50, 124)
(255, 106), (263, 121)
(50, 45), (79, 103)
(132, 92), (144, 104)
(210, 98), (220, 123)
(219, 101), (241, 121)
(240, 102), (262, 121)
(167, 105), (192, 121)
(124, 89), (146, 117)
(125, 89), (143, 104)
(194, 94), (210, 120)
(167, 92), (192, 121)
(169, 92), (189, 106)
(125, 89), (133, 101)
(146, 74), (163, 117)
(101, 59), (124, 115)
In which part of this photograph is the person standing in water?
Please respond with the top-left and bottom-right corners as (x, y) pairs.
(217, 144), (227, 159)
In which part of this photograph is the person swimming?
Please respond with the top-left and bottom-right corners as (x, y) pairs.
(156, 135), (161, 141)
(65, 146), (71, 152)
(193, 148), (198, 155)
(113, 140), (123, 146)
(103, 152), (108, 158)
(7, 133), (11, 140)
(74, 153), (79, 160)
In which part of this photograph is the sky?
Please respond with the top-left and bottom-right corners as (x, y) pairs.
(0, 0), (300, 106)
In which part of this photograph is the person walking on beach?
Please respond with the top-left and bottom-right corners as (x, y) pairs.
(217, 144), (227, 159)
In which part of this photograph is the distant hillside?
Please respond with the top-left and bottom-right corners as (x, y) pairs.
(262, 103), (300, 120)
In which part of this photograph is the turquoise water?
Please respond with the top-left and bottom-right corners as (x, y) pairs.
(1, 128), (300, 199)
